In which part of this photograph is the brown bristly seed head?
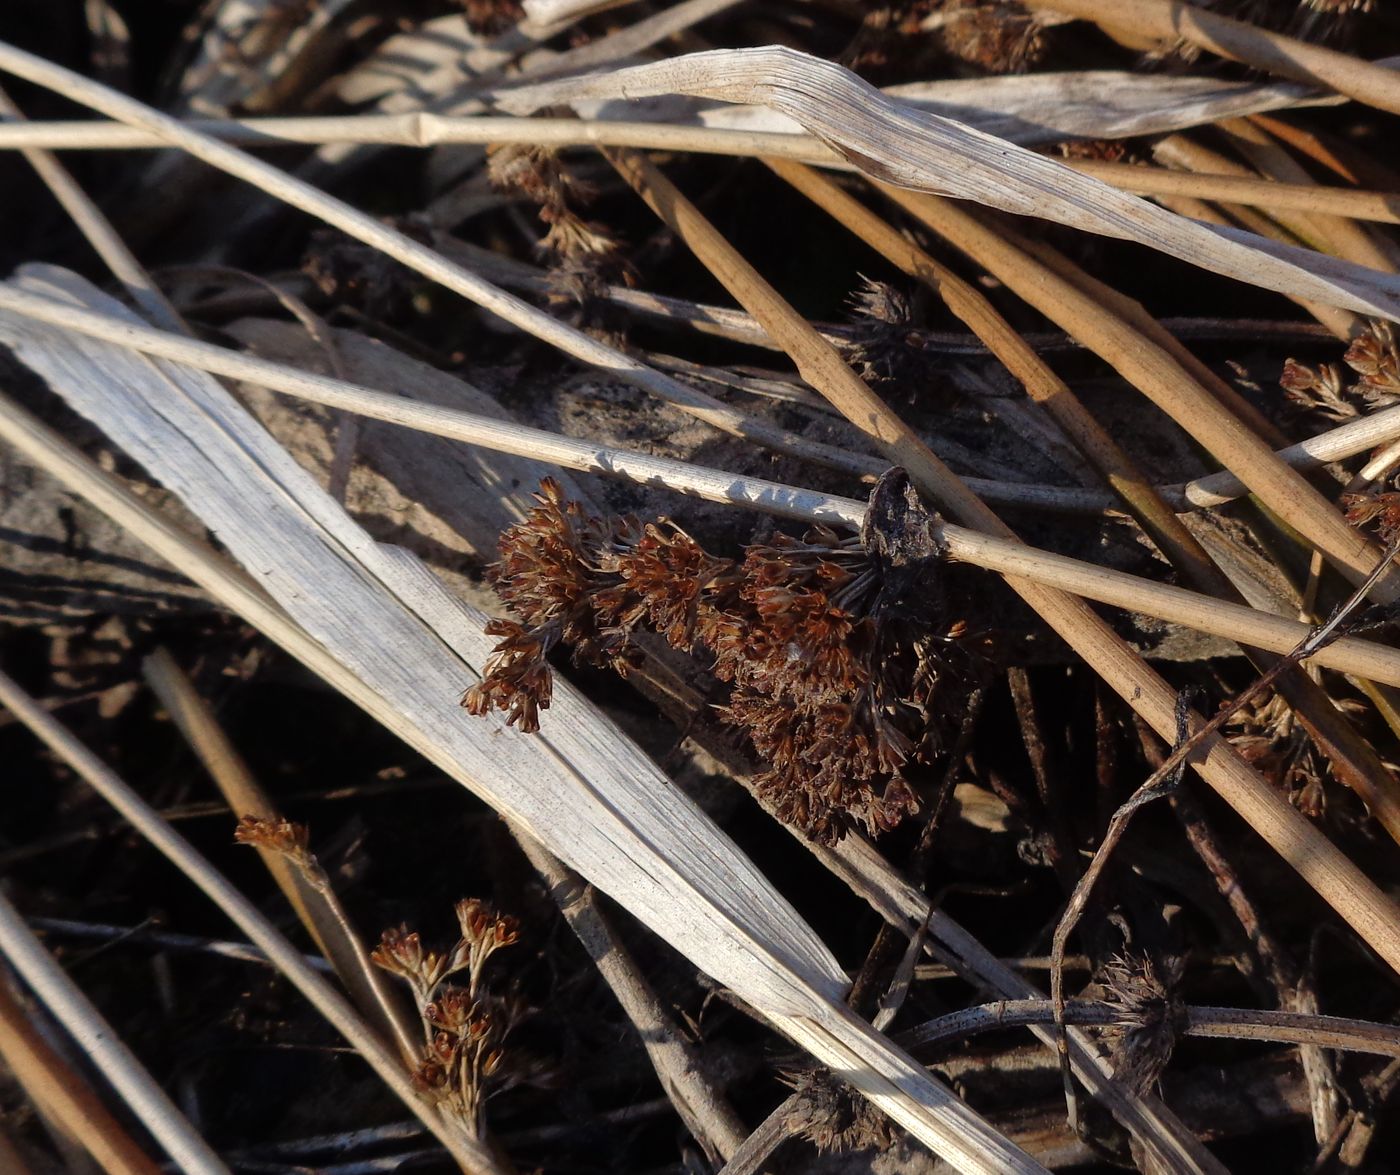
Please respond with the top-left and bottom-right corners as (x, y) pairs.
(841, 276), (936, 389)
(1280, 357), (1357, 423)
(233, 815), (329, 886)
(1344, 486), (1400, 548)
(374, 900), (525, 1135)
(1344, 321), (1400, 410)
(1101, 951), (1186, 1096)
(780, 1066), (898, 1154)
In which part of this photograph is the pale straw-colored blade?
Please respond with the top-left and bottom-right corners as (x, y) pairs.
(0, 264), (1047, 1175)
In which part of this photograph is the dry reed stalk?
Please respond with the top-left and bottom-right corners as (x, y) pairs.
(0, 660), (505, 1174)
(598, 146), (1400, 992)
(758, 159), (1397, 815)
(764, 158), (1224, 590)
(1150, 187), (1359, 340)
(1023, 0), (1400, 115)
(495, 46), (1400, 322)
(884, 192), (1400, 828)
(0, 979), (163, 1175)
(0, 41), (903, 491)
(1063, 159), (1400, 226)
(0, 84), (183, 331)
(0, 882), (229, 1174)
(1153, 133), (1332, 254)
(0, 115), (1392, 223)
(523, 0), (638, 24)
(900, 1000), (1400, 1058)
(1217, 117), (1395, 274)
(999, 228), (1291, 447)
(0, 287), (1044, 1175)
(885, 189), (1399, 600)
(816, 834), (1224, 1171)
(142, 648), (421, 1067)
(1248, 115), (1376, 188)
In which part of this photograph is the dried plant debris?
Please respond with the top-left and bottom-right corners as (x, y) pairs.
(235, 814), (323, 880)
(1226, 0), (1374, 43)
(303, 223), (432, 320)
(465, 472), (990, 843)
(487, 144), (626, 268)
(1143, 0), (1374, 60)
(373, 899), (525, 1137)
(1344, 483), (1400, 547)
(1228, 693), (1334, 817)
(458, 0), (524, 35)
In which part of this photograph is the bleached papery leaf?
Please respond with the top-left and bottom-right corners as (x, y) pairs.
(495, 45), (1400, 322)
(590, 69), (1342, 146)
(0, 267), (1046, 1175)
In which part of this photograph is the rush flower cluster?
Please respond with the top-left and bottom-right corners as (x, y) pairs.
(372, 899), (523, 1136)
(464, 473), (986, 843)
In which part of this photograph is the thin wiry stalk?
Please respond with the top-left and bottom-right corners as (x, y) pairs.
(766, 157), (1227, 590)
(141, 648), (422, 1068)
(899, 999), (1400, 1059)
(886, 188), (1400, 603)
(0, 40), (896, 489)
(511, 828), (748, 1161)
(0, 85), (183, 332)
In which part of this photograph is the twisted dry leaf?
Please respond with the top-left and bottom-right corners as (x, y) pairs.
(495, 45), (1400, 322)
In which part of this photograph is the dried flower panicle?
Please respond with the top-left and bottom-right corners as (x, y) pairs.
(1228, 692), (1332, 818)
(372, 899), (522, 1135)
(1344, 486), (1400, 549)
(1280, 324), (1400, 427)
(1280, 357), (1355, 422)
(462, 479), (702, 731)
(1344, 321), (1400, 410)
(487, 144), (625, 266)
(234, 815), (330, 889)
(465, 472), (986, 844)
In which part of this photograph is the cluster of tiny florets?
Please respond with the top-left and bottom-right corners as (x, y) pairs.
(372, 899), (522, 1136)
(464, 476), (984, 843)
(1282, 322), (1400, 424)
(1287, 324), (1400, 548)
(487, 144), (625, 266)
